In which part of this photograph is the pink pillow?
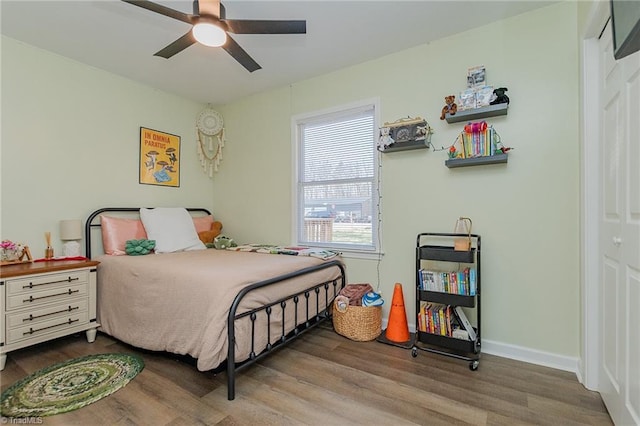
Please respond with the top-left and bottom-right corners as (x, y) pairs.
(192, 215), (215, 233)
(101, 215), (147, 255)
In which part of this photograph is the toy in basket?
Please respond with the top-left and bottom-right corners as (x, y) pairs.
(332, 284), (383, 342)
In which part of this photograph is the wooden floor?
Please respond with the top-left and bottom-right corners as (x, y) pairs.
(1, 325), (612, 425)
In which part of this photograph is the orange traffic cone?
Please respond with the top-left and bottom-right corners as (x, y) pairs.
(385, 283), (410, 343)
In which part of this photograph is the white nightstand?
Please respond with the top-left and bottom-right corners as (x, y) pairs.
(0, 259), (100, 370)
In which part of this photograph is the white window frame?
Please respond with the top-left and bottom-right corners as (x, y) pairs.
(291, 98), (381, 259)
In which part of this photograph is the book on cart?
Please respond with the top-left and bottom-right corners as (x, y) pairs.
(453, 306), (477, 341)
(419, 268), (477, 295)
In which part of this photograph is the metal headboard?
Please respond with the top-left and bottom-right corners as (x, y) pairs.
(84, 207), (212, 259)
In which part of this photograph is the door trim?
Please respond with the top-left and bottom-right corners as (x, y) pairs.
(581, 0), (609, 391)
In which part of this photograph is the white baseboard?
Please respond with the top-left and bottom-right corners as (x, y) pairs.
(480, 339), (579, 375)
(386, 319), (580, 377)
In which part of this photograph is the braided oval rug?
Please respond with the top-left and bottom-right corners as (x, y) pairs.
(1, 353), (144, 418)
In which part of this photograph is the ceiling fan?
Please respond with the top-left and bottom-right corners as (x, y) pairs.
(122, 0), (306, 72)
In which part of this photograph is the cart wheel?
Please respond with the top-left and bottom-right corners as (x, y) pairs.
(469, 360), (479, 371)
(411, 347), (418, 358)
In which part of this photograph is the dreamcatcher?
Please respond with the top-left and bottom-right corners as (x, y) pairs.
(196, 108), (225, 177)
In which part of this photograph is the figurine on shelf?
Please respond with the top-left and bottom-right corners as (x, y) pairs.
(494, 139), (514, 155)
(448, 145), (458, 159)
(490, 87), (510, 105)
(440, 95), (458, 120)
(377, 126), (395, 151)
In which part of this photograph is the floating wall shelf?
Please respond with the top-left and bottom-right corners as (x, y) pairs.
(445, 103), (508, 123)
(445, 153), (508, 168)
(379, 139), (430, 153)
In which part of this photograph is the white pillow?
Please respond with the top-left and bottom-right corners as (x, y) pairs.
(139, 208), (206, 253)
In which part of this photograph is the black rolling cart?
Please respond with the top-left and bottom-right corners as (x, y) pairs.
(412, 232), (481, 370)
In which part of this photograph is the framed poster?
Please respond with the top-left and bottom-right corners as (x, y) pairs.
(139, 127), (180, 187)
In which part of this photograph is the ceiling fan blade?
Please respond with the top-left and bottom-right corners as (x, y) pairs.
(225, 20), (306, 34)
(154, 32), (197, 59)
(222, 35), (261, 72)
(121, 0), (193, 24)
(197, 0), (221, 18)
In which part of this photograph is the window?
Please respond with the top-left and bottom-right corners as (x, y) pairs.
(293, 100), (379, 254)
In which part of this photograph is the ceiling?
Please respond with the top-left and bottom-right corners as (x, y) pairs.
(1, 1), (555, 105)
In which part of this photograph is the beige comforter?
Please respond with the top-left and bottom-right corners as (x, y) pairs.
(96, 249), (343, 371)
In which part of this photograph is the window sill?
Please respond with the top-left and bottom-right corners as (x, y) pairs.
(338, 249), (385, 260)
(294, 241), (383, 260)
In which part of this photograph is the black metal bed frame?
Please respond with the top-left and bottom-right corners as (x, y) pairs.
(85, 207), (346, 400)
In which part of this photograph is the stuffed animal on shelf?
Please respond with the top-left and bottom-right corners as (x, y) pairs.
(198, 221), (223, 245)
(440, 95), (458, 120)
(490, 87), (510, 105)
(378, 126), (394, 150)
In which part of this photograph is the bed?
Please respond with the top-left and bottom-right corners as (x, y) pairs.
(85, 207), (346, 400)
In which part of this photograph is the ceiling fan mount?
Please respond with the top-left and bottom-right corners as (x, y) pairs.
(122, 0), (306, 72)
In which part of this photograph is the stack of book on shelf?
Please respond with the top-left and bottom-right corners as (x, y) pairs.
(450, 121), (499, 159)
(418, 267), (477, 296)
(418, 303), (477, 341)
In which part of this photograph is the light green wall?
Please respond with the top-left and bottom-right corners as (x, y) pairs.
(1, 37), (213, 256)
(215, 2), (581, 357)
(0, 2), (582, 361)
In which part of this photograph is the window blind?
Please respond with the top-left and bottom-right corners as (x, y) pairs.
(296, 104), (377, 250)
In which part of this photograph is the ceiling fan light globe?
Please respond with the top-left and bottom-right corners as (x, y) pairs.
(192, 23), (227, 47)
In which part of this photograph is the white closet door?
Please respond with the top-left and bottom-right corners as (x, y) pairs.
(598, 20), (640, 426)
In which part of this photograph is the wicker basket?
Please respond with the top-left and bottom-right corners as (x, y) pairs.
(332, 303), (382, 342)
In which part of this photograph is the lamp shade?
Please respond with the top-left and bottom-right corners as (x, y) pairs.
(60, 219), (82, 241)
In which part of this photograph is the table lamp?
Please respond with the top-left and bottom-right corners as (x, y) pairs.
(60, 219), (82, 257)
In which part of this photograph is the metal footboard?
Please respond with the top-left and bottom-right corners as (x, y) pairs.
(226, 260), (346, 400)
